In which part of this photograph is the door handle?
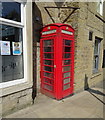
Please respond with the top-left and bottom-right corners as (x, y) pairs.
(54, 65), (56, 68)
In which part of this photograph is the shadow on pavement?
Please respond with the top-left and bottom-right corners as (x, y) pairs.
(84, 74), (105, 105)
(88, 91), (105, 105)
(88, 88), (105, 96)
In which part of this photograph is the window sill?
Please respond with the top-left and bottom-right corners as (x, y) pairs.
(95, 12), (105, 23)
(91, 72), (102, 79)
(96, 11), (103, 17)
(0, 81), (33, 97)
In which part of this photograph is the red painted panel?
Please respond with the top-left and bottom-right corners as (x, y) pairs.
(40, 23), (75, 100)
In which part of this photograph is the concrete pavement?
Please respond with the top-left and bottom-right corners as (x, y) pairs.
(5, 87), (105, 119)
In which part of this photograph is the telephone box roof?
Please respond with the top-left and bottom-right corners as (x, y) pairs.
(43, 23), (75, 31)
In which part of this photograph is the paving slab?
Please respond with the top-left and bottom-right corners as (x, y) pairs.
(4, 87), (104, 119)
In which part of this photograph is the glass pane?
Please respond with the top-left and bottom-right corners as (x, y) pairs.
(94, 56), (99, 69)
(65, 40), (72, 46)
(64, 72), (70, 78)
(44, 66), (53, 72)
(0, 24), (24, 83)
(44, 53), (53, 59)
(43, 40), (52, 46)
(44, 78), (53, 84)
(44, 60), (53, 65)
(64, 78), (70, 84)
(63, 60), (71, 65)
(63, 66), (70, 72)
(64, 53), (71, 58)
(93, 38), (101, 73)
(44, 47), (52, 52)
(64, 47), (71, 52)
(94, 40), (100, 55)
(44, 84), (53, 91)
(1, 25), (22, 42)
(44, 72), (53, 78)
(63, 84), (70, 90)
(1, 2), (21, 22)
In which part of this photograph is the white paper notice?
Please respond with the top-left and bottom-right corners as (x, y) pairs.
(0, 41), (10, 55)
(12, 42), (22, 55)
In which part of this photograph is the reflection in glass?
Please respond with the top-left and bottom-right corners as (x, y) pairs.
(1, 2), (21, 22)
(43, 40), (52, 46)
(64, 78), (70, 84)
(64, 53), (71, 58)
(64, 47), (71, 52)
(94, 40), (100, 55)
(44, 78), (53, 84)
(63, 66), (70, 72)
(44, 53), (53, 59)
(0, 24), (24, 83)
(63, 84), (70, 90)
(44, 47), (52, 52)
(44, 84), (53, 91)
(63, 60), (71, 65)
(44, 60), (53, 65)
(44, 72), (53, 78)
(65, 40), (72, 46)
(44, 66), (53, 72)
(1, 24), (22, 42)
(64, 72), (70, 78)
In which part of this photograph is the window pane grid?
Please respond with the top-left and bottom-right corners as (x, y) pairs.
(43, 84), (53, 91)
(63, 77), (71, 84)
(63, 84), (70, 90)
(63, 72), (71, 78)
(43, 66), (54, 72)
(43, 71), (53, 79)
(43, 60), (54, 66)
(43, 76), (53, 80)
(1, 2), (21, 22)
(43, 82), (54, 86)
(0, 2), (24, 83)
(93, 37), (101, 73)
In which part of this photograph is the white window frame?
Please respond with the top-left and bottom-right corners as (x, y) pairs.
(0, 1), (27, 88)
(93, 37), (101, 73)
(97, 0), (103, 16)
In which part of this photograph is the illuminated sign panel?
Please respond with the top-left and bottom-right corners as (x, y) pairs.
(61, 30), (73, 35)
(42, 29), (56, 35)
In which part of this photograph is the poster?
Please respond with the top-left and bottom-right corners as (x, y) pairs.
(12, 42), (22, 55)
(0, 41), (10, 55)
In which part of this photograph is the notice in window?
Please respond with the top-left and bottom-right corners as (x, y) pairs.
(12, 42), (22, 55)
(0, 41), (10, 55)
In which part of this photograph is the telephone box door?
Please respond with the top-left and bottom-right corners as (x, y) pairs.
(61, 37), (74, 97)
(40, 37), (55, 98)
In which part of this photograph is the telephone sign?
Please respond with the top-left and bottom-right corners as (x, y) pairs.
(40, 23), (75, 100)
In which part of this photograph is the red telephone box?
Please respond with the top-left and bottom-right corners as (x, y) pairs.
(40, 23), (75, 100)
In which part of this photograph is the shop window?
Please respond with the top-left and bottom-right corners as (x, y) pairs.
(0, 2), (25, 84)
(1, 2), (21, 22)
(93, 37), (102, 73)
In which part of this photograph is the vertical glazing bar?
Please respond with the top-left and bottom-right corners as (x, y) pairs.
(54, 29), (63, 100)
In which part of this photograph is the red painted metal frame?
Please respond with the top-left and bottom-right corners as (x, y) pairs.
(40, 23), (75, 100)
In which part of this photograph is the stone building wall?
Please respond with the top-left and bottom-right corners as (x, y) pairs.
(1, 1), (104, 117)
(35, 2), (104, 93)
(74, 2), (104, 93)
(35, 2), (61, 93)
(1, 2), (33, 117)
(34, 2), (79, 93)
(2, 88), (32, 116)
